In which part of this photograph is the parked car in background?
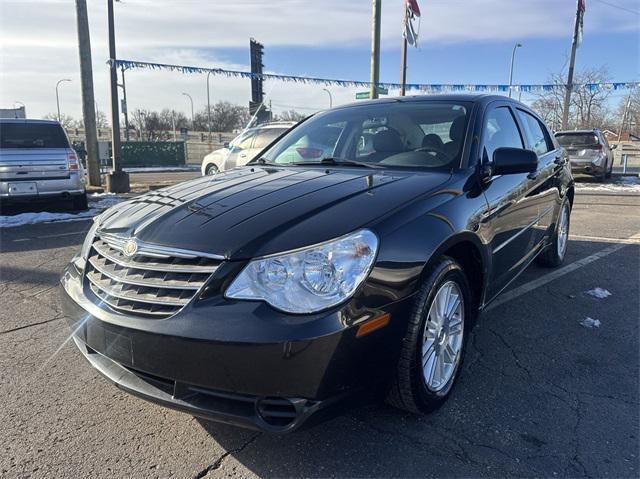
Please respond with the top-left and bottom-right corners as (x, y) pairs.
(62, 95), (573, 433)
(201, 121), (297, 175)
(0, 119), (87, 210)
(555, 129), (615, 181)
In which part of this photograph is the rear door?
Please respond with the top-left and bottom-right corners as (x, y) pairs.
(514, 108), (561, 245)
(240, 128), (286, 165)
(477, 102), (540, 301)
(0, 122), (71, 182)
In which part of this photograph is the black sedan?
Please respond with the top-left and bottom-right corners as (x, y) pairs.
(60, 94), (573, 433)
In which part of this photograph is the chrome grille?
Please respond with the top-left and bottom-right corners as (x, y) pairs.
(85, 235), (222, 319)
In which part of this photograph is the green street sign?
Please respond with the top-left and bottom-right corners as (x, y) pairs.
(355, 91), (370, 100)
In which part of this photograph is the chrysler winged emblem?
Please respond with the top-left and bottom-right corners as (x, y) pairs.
(123, 239), (139, 257)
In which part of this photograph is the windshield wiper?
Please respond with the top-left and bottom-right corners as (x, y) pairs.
(247, 157), (279, 166)
(290, 157), (382, 168)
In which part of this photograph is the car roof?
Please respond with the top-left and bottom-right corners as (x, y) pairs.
(555, 129), (600, 134)
(0, 118), (62, 125)
(332, 93), (506, 111)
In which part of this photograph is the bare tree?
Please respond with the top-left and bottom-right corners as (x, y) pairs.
(532, 67), (612, 131)
(615, 87), (640, 138)
(194, 101), (249, 132)
(274, 110), (306, 122)
(44, 113), (81, 129)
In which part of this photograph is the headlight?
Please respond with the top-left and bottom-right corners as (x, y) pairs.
(225, 229), (378, 314)
(80, 218), (100, 259)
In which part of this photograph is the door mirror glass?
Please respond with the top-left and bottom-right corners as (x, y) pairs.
(610, 144), (618, 150)
(493, 147), (538, 175)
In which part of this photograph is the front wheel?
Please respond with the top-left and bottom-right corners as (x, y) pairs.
(204, 163), (218, 176)
(537, 197), (571, 267)
(386, 257), (473, 413)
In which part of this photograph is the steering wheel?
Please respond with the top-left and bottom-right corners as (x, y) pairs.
(413, 146), (450, 164)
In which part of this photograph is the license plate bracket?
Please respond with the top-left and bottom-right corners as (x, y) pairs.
(7, 182), (38, 196)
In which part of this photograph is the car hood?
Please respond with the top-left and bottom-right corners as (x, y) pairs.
(98, 166), (451, 259)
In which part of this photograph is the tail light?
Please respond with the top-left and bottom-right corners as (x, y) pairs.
(68, 153), (79, 170)
(589, 144), (603, 151)
(296, 147), (323, 159)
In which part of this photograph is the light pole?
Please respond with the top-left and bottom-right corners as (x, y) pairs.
(508, 43), (522, 98)
(206, 71), (213, 140)
(56, 79), (72, 122)
(182, 92), (194, 126)
(322, 88), (333, 108)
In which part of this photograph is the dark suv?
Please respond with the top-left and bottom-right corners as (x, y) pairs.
(555, 129), (615, 181)
(61, 95), (573, 433)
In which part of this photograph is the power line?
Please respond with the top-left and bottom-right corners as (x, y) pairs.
(592, 0), (640, 15)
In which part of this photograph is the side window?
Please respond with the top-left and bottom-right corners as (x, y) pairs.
(236, 133), (255, 150)
(482, 107), (523, 163)
(516, 109), (551, 156)
(252, 129), (285, 149)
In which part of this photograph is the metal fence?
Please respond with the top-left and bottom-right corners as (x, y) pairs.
(611, 142), (640, 175)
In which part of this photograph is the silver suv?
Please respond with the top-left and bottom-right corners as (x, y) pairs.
(201, 122), (296, 175)
(555, 129), (615, 181)
(0, 119), (87, 209)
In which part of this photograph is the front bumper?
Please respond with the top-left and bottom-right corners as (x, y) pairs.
(60, 260), (410, 433)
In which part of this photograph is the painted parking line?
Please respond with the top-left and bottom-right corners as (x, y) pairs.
(11, 230), (88, 243)
(486, 236), (639, 311)
(569, 234), (640, 245)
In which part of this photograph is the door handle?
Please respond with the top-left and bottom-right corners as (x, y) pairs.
(239, 153), (247, 158)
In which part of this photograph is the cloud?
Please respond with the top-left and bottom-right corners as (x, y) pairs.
(0, 0), (636, 119)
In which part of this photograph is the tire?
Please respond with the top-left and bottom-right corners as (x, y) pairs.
(205, 163), (218, 176)
(596, 164), (606, 182)
(536, 197), (571, 268)
(605, 159), (613, 179)
(386, 257), (474, 414)
(72, 192), (88, 211)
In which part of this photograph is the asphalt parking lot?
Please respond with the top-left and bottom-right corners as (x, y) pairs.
(0, 181), (638, 478)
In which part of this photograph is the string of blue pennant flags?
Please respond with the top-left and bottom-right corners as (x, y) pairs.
(113, 59), (639, 94)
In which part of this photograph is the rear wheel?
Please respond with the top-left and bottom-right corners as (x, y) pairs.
(605, 159), (613, 179)
(537, 197), (570, 268)
(386, 257), (473, 413)
(72, 192), (88, 211)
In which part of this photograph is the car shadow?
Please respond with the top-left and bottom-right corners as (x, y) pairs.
(191, 238), (639, 478)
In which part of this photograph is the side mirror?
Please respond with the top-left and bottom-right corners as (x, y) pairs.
(223, 141), (230, 148)
(493, 147), (538, 175)
(610, 144), (618, 150)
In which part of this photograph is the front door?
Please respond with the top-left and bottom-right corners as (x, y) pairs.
(477, 103), (541, 301)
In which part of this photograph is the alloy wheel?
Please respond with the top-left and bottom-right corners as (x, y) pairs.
(557, 203), (569, 259)
(422, 280), (465, 392)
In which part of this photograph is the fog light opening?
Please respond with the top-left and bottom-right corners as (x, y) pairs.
(256, 397), (297, 428)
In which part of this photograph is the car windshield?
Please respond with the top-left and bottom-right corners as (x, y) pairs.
(261, 101), (470, 170)
(556, 133), (599, 147)
(0, 122), (69, 149)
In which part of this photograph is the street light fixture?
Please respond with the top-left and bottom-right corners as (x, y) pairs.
(508, 43), (522, 98)
(56, 79), (72, 122)
(182, 92), (194, 126)
(322, 88), (333, 108)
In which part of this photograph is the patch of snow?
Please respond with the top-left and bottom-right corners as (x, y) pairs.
(585, 287), (612, 299)
(121, 166), (199, 173)
(89, 192), (117, 198)
(579, 317), (601, 329)
(575, 177), (640, 193)
(0, 196), (125, 228)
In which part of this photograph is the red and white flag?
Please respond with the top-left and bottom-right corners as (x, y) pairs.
(577, 0), (586, 47)
(404, 0), (421, 47)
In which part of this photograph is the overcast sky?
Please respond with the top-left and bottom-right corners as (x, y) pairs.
(0, 0), (638, 120)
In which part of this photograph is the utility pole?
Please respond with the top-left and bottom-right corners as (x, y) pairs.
(508, 43), (522, 98)
(400, 4), (408, 96)
(206, 71), (213, 141)
(119, 66), (130, 141)
(561, 0), (583, 129)
(106, 0), (129, 193)
(617, 92), (632, 142)
(369, 0), (381, 99)
(75, 0), (101, 186)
